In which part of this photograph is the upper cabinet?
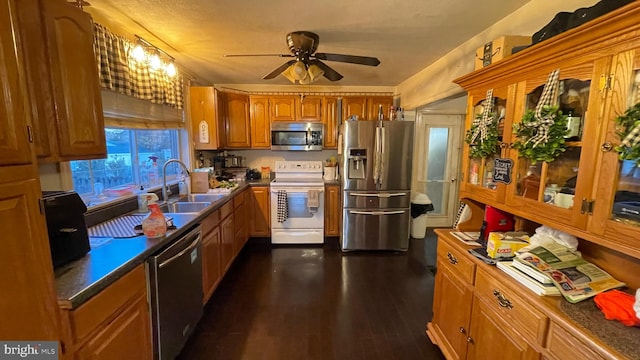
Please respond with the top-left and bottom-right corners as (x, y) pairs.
(454, 2), (640, 257)
(323, 96), (339, 149)
(190, 87), (222, 150)
(270, 95), (322, 122)
(342, 96), (393, 121)
(224, 92), (251, 148)
(249, 96), (270, 148)
(17, 0), (106, 161)
(0, 0), (32, 166)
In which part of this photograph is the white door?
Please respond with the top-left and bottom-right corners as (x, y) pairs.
(413, 113), (463, 227)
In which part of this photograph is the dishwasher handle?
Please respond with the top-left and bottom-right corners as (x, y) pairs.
(158, 232), (202, 269)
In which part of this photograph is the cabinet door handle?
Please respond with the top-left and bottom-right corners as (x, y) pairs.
(466, 336), (474, 344)
(493, 289), (513, 309)
(459, 327), (466, 334)
(447, 252), (458, 265)
(500, 142), (508, 149)
(601, 142), (613, 152)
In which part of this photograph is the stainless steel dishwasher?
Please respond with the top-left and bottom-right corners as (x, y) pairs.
(147, 225), (203, 360)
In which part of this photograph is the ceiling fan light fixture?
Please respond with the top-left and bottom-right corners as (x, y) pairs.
(292, 61), (307, 81)
(281, 65), (298, 83)
(307, 64), (324, 81)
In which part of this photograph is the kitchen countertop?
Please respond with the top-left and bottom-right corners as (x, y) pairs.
(55, 180), (270, 309)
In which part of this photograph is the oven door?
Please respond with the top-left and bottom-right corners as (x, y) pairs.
(270, 187), (325, 229)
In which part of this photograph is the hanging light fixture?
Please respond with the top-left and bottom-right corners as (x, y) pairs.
(131, 35), (179, 77)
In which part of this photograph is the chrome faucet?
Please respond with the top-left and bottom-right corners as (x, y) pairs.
(162, 159), (191, 202)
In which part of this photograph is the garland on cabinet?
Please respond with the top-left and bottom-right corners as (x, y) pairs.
(512, 69), (568, 164)
(465, 89), (500, 158)
(614, 102), (640, 165)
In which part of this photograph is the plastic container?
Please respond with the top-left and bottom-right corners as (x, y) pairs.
(142, 199), (167, 238)
(411, 193), (434, 238)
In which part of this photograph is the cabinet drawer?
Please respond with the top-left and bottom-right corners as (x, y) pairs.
(437, 238), (476, 285)
(475, 268), (548, 346)
(546, 322), (604, 360)
(69, 265), (146, 343)
(220, 200), (233, 219)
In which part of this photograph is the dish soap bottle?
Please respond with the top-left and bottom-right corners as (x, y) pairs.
(142, 198), (167, 238)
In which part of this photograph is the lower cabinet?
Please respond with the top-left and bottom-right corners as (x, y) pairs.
(428, 230), (626, 360)
(233, 189), (247, 256)
(201, 209), (221, 305)
(249, 186), (270, 237)
(60, 265), (152, 359)
(220, 202), (235, 273)
(324, 184), (341, 236)
(76, 294), (152, 360)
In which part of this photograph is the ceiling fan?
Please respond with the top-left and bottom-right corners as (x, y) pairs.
(224, 31), (380, 82)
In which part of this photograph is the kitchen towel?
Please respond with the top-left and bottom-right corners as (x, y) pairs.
(277, 190), (288, 223)
(307, 190), (320, 209)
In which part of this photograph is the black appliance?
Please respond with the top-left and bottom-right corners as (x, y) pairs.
(41, 191), (90, 268)
(246, 168), (261, 180)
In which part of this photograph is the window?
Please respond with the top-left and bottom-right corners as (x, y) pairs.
(70, 128), (183, 203)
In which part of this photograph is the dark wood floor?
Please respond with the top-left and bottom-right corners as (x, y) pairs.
(178, 232), (444, 360)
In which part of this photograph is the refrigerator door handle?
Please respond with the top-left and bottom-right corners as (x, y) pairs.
(350, 192), (407, 197)
(379, 128), (386, 185)
(373, 126), (382, 184)
(349, 210), (406, 216)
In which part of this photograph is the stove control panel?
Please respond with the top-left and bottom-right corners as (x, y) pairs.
(274, 161), (323, 173)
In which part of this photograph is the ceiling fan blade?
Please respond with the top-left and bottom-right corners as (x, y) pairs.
(224, 54), (294, 58)
(263, 60), (296, 80)
(311, 60), (343, 81)
(314, 53), (380, 66)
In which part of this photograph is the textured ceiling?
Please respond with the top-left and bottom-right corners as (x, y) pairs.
(86, 0), (531, 86)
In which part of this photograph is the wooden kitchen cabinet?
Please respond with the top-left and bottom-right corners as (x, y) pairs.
(429, 230), (628, 360)
(324, 184), (341, 236)
(220, 201), (235, 273)
(0, 0), (60, 343)
(249, 96), (271, 148)
(269, 95), (323, 122)
(453, 3), (640, 258)
(323, 96), (339, 149)
(190, 87), (222, 150)
(61, 265), (152, 359)
(233, 189), (247, 256)
(16, 0), (105, 161)
(224, 92), (251, 148)
(201, 209), (221, 304)
(298, 95), (323, 121)
(249, 186), (270, 237)
(342, 96), (393, 121)
(458, 85), (514, 205)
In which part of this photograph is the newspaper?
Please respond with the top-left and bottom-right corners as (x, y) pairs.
(515, 242), (625, 303)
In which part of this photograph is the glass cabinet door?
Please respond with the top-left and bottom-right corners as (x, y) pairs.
(505, 61), (605, 230)
(460, 85), (515, 204)
(589, 49), (640, 253)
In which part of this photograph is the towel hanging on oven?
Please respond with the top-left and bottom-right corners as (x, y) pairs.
(277, 190), (289, 223)
(307, 190), (320, 212)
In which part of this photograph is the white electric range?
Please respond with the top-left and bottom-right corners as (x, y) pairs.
(270, 161), (325, 244)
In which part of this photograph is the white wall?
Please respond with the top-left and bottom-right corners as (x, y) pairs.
(397, 0), (599, 110)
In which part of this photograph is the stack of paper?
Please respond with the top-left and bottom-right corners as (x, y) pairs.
(497, 261), (560, 296)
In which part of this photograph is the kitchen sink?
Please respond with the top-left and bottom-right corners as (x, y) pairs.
(162, 201), (211, 213)
(179, 194), (227, 203)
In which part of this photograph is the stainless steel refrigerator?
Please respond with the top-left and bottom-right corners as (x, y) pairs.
(340, 120), (414, 251)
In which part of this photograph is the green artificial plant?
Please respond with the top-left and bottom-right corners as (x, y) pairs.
(464, 112), (500, 159)
(614, 102), (640, 166)
(512, 105), (569, 164)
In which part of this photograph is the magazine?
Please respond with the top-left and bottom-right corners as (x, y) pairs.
(496, 261), (560, 296)
(515, 243), (625, 303)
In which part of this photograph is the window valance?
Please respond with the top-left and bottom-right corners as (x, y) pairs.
(93, 23), (184, 109)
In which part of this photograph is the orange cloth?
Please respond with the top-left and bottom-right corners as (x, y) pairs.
(594, 290), (640, 327)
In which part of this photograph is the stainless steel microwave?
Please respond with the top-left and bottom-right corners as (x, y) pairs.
(271, 122), (323, 151)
